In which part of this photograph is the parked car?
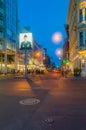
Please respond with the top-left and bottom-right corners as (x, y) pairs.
(52, 69), (61, 73)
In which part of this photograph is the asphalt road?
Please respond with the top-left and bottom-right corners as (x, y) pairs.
(0, 73), (86, 130)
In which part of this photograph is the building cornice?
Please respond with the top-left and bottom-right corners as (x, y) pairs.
(67, 0), (77, 23)
(67, 0), (73, 22)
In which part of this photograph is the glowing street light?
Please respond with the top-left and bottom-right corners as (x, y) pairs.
(59, 57), (61, 60)
(35, 52), (41, 57)
(55, 49), (62, 56)
(52, 32), (63, 44)
(34, 51), (41, 58)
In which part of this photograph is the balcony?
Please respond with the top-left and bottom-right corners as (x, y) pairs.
(0, 19), (3, 26)
(0, 25), (4, 32)
(0, 14), (4, 29)
(0, 6), (4, 13)
(77, 46), (86, 51)
(0, 12), (4, 21)
(77, 21), (86, 28)
(0, 1), (4, 8)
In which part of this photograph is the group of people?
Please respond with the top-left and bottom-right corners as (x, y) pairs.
(61, 68), (72, 77)
(27, 69), (45, 75)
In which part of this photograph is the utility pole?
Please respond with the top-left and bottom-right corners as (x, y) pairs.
(4, 42), (7, 74)
(24, 48), (27, 78)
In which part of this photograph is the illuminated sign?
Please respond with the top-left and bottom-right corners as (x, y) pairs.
(63, 59), (67, 64)
(19, 33), (33, 50)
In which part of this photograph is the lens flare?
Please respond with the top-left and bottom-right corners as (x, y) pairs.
(59, 57), (61, 60)
(55, 49), (62, 56)
(52, 32), (62, 44)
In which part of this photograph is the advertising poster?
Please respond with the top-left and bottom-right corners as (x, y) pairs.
(19, 33), (33, 50)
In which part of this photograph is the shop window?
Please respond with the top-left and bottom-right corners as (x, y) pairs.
(82, 62), (85, 68)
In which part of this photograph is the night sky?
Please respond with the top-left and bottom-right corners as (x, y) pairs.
(18, 0), (69, 66)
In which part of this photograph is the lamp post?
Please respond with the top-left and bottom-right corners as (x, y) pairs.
(4, 41), (7, 74)
(24, 48), (27, 78)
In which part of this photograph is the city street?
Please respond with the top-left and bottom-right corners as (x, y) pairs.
(0, 73), (86, 130)
(1, 0), (86, 129)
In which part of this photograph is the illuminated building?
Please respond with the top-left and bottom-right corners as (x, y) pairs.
(42, 48), (51, 69)
(67, 0), (86, 76)
(17, 21), (46, 72)
(0, 0), (18, 73)
(32, 40), (45, 69)
(62, 38), (69, 65)
(16, 27), (45, 71)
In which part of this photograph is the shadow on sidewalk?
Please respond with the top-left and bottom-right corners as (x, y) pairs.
(26, 78), (49, 102)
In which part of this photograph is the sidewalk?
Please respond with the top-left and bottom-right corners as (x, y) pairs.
(65, 74), (86, 80)
(0, 72), (46, 80)
(0, 73), (23, 79)
(59, 72), (86, 80)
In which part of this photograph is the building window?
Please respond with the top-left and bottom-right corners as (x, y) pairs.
(85, 8), (86, 21)
(79, 32), (83, 46)
(82, 62), (85, 68)
(79, 9), (83, 22)
(85, 31), (86, 45)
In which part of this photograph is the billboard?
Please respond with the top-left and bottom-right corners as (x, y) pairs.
(19, 33), (33, 50)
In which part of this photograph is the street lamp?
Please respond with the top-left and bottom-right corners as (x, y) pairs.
(52, 32), (63, 44)
(55, 49), (62, 56)
(35, 51), (41, 58)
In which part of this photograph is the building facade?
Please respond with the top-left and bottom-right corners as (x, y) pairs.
(32, 40), (45, 70)
(0, 0), (5, 73)
(62, 38), (69, 65)
(67, 0), (86, 76)
(0, 0), (18, 73)
(62, 24), (69, 68)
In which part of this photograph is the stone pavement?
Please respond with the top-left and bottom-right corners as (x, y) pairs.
(0, 73), (24, 80)
(0, 73), (86, 129)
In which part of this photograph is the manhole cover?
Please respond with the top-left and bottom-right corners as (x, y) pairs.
(44, 117), (54, 124)
(19, 98), (40, 105)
